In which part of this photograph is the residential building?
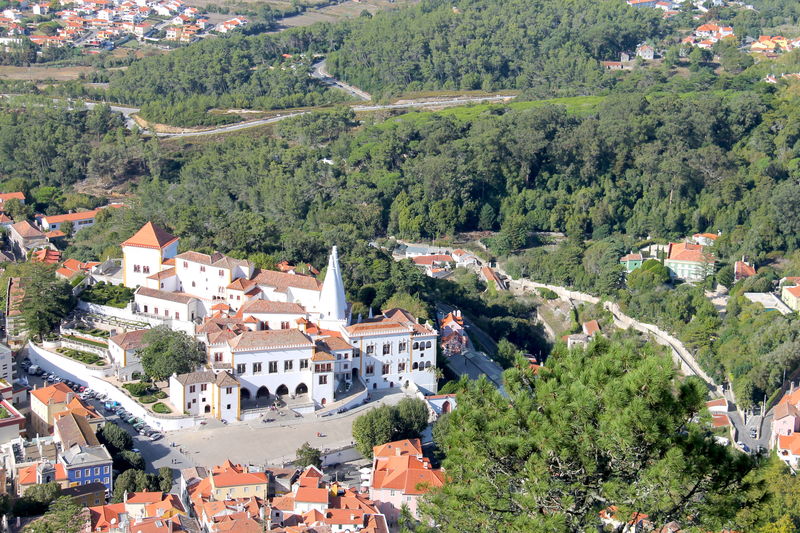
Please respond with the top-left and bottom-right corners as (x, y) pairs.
(781, 283), (800, 312)
(450, 249), (479, 267)
(108, 329), (149, 381)
(39, 205), (121, 233)
(61, 481), (106, 507)
(16, 461), (68, 494)
(582, 320), (601, 338)
(663, 242), (715, 282)
(0, 191), (25, 209)
(88, 491), (192, 532)
(30, 383), (75, 436)
(7, 220), (48, 259)
(772, 388), (800, 453)
(60, 443), (113, 493)
(619, 253), (644, 273)
(56, 258), (101, 282)
(53, 411), (100, 450)
(635, 43), (654, 59)
(692, 232), (719, 246)
(439, 310), (467, 356)
(0, 343), (13, 384)
(0, 399), (25, 444)
(421, 393), (456, 421)
(734, 260), (756, 282)
(186, 460), (269, 501)
(369, 438), (444, 526)
(169, 371), (239, 422)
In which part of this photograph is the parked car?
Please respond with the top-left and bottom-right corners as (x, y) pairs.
(27, 365), (40, 376)
(148, 433), (162, 441)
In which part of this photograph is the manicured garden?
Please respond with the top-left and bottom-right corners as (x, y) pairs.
(74, 326), (110, 338)
(57, 347), (103, 366)
(122, 382), (167, 405)
(80, 282), (135, 309)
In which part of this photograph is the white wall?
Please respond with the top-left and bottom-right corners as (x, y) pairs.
(123, 247), (163, 289)
(28, 343), (201, 431)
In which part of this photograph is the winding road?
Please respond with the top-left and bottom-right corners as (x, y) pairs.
(71, 59), (515, 138)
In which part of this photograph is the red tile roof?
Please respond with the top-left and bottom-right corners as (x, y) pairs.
(122, 222), (178, 250)
(31, 382), (73, 405)
(667, 242), (714, 263)
(734, 261), (756, 279)
(778, 433), (800, 455)
(0, 192), (25, 203)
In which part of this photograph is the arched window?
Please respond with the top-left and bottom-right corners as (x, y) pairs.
(413, 342), (419, 350)
(425, 361), (432, 369)
(412, 362), (419, 370)
(426, 341), (432, 349)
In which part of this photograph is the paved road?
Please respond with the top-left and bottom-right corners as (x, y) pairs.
(312, 59), (371, 101)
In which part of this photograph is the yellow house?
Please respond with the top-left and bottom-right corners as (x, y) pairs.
(782, 285), (800, 311)
(30, 383), (74, 437)
(209, 460), (268, 500)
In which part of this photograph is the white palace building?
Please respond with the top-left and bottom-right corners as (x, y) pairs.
(115, 223), (438, 421)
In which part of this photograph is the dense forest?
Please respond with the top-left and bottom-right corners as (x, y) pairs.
(416, 339), (800, 532)
(327, 0), (665, 97)
(101, 27), (351, 126)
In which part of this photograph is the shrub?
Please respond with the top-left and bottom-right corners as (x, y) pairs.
(538, 288), (559, 300)
(123, 383), (154, 397)
(153, 391), (167, 399)
(139, 395), (157, 404)
(152, 402), (171, 414)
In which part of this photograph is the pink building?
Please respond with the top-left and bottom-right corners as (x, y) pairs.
(369, 439), (445, 528)
(772, 388), (800, 455)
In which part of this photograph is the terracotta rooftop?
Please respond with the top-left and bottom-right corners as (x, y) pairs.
(31, 382), (73, 405)
(109, 329), (149, 350)
(251, 269), (321, 293)
(122, 222), (178, 250)
(237, 300), (306, 316)
(11, 220), (44, 239)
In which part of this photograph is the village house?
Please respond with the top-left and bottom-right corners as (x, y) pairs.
(30, 383), (75, 437)
(88, 491), (193, 532)
(107, 329), (149, 381)
(0, 399), (25, 444)
(7, 220), (49, 260)
(480, 266), (507, 291)
(439, 310), (467, 356)
(734, 260), (756, 282)
(39, 204), (121, 234)
(781, 281), (800, 312)
(421, 393), (456, 421)
(619, 252), (644, 273)
(369, 438), (445, 526)
(169, 370), (240, 422)
(772, 387), (800, 466)
(663, 242), (716, 282)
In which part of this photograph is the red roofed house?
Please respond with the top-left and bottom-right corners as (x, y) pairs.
(7, 220), (49, 260)
(16, 461), (68, 495)
(439, 310), (467, 356)
(40, 204), (121, 234)
(582, 320), (601, 338)
(771, 387), (800, 456)
(781, 282), (800, 312)
(30, 382), (75, 436)
(734, 260), (756, 283)
(0, 192), (25, 209)
(663, 242), (715, 282)
(369, 438), (445, 526)
(30, 248), (62, 265)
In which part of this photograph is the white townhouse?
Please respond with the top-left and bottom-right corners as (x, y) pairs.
(169, 370), (239, 421)
(343, 309), (438, 394)
(108, 329), (149, 381)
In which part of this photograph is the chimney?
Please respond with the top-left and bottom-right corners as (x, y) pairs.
(395, 447), (402, 456)
(124, 490), (129, 503)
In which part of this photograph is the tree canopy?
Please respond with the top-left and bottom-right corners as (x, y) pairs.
(420, 339), (754, 532)
(352, 397), (429, 458)
(138, 326), (206, 381)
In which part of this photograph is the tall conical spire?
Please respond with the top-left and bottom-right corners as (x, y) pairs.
(318, 246), (347, 324)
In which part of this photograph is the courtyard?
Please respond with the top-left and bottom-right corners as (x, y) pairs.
(165, 388), (411, 467)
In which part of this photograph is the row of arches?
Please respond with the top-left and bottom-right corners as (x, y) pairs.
(239, 382), (309, 400)
(412, 361), (433, 370)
